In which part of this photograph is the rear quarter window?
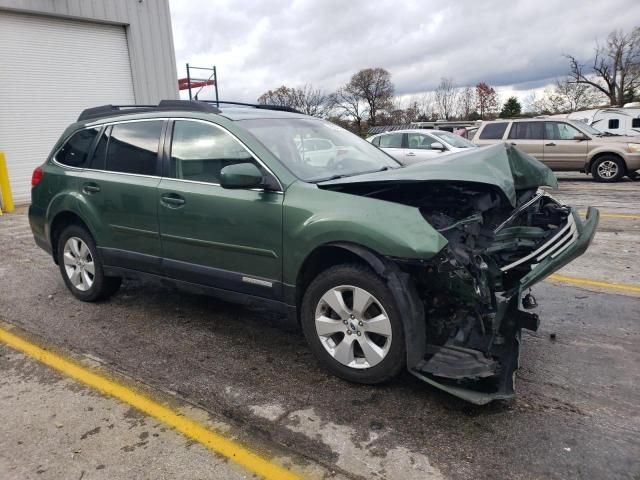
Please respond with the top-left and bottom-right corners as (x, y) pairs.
(56, 128), (100, 167)
(479, 122), (508, 140)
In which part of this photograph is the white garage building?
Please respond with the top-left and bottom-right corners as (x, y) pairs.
(0, 0), (179, 204)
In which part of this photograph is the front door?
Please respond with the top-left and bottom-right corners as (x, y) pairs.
(543, 122), (589, 170)
(405, 132), (446, 162)
(78, 120), (164, 273)
(157, 119), (284, 300)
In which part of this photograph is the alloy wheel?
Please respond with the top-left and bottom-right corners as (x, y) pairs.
(597, 160), (619, 179)
(63, 236), (95, 291)
(314, 285), (392, 369)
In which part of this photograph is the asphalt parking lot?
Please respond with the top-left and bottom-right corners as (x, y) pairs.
(1, 174), (638, 480)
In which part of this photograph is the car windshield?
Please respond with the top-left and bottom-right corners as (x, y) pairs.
(430, 130), (477, 148)
(239, 118), (401, 182)
(572, 120), (603, 136)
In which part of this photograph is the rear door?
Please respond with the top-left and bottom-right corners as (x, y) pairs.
(77, 119), (164, 273)
(543, 121), (589, 170)
(506, 122), (544, 161)
(374, 132), (405, 161)
(157, 119), (284, 300)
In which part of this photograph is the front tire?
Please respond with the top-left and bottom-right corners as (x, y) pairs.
(300, 264), (405, 384)
(591, 156), (625, 182)
(56, 225), (121, 302)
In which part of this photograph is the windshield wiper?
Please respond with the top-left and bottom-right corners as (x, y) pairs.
(312, 166), (392, 183)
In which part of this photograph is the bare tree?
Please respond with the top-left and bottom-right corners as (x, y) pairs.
(435, 77), (458, 120)
(528, 79), (606, 114)
(258, 84), (329, 117)
(347, 68), (394, 126)
(328, 85), (368, 134)
(567, 27), (640, 106)
(415, 92), (437, 120)
(457, 86), (477, 120)
(554, 78), (606, 111)
(294, 84), (330, 117)
(257, 85), (297, 107)
(475, 82), (499, 119)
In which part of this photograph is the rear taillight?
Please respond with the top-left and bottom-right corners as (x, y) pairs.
(31, 166), (44, 187)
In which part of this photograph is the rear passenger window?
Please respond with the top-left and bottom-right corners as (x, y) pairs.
(479, 122), (508, 140)
(608, 119), (619, 129)
(508, 122), (544, 140)
(170, 120), (256, 184)
(57, 128), (100, 167)
(379, 133), (403, 148)
(105, 121), (163, 175)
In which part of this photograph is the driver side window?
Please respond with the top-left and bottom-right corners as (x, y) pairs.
(170, 120), (259, 184)
(545, 122), (581, 141)
(407, 133), (436, 150)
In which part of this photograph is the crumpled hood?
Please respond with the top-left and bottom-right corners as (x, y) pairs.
(319, 143), (558, 206)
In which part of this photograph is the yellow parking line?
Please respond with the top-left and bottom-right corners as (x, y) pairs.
(548, 274), (640, 294)
(0, 326), (302, 480)
(579, 211), (640, 220)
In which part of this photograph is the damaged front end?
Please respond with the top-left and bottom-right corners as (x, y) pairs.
(320, 144), (599, 404)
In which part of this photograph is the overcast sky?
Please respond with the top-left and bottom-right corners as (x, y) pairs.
(169, 0), (640, 105)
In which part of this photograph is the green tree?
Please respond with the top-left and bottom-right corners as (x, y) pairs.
(500, 96), (522, 118)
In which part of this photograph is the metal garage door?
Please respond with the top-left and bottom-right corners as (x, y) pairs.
(0, 11), (136, 204)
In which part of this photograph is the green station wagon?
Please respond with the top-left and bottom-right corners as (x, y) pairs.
(29, 100), (598, 404)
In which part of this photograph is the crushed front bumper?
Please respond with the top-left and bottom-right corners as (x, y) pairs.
(409, 206), (599, 405)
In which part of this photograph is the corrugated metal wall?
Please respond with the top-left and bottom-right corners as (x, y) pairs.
(0, 0), (178, 103)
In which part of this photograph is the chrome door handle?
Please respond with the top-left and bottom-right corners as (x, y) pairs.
(160, 193), (186, 208)
(545, 142), (556, 146)
(510, 142), (517, 146)
(82, 183), (100, 194)
(406, 152), (416, 156)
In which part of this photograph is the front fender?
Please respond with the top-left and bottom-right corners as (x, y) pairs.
(282, 181), (448, 284)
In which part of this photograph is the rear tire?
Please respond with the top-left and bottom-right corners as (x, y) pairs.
(56, 225), (121, 302)
(300, 264), (405, 384)
(591, 156), (625, 182)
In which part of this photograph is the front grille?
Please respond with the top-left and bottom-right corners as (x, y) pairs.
(500, 214), (578, 272)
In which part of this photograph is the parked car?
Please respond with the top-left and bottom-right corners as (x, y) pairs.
(474, 118), (640, 182)
(295, 137), (338, 167)
(367, 129), (477, 164)
(29, 100), (598, 404)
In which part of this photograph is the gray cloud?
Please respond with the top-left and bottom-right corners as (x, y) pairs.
(169, 0), (640, 102)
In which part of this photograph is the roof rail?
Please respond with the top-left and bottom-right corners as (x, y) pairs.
(77, 100), (221, 121)
(201, 100), (302, 114)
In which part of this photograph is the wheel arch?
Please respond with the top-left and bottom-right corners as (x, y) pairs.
(586, 151), (627, 174)
(295, 242), (427, 369)
(49, 210), (95, 264)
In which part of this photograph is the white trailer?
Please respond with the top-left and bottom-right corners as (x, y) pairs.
(560, 104), (640, 136)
